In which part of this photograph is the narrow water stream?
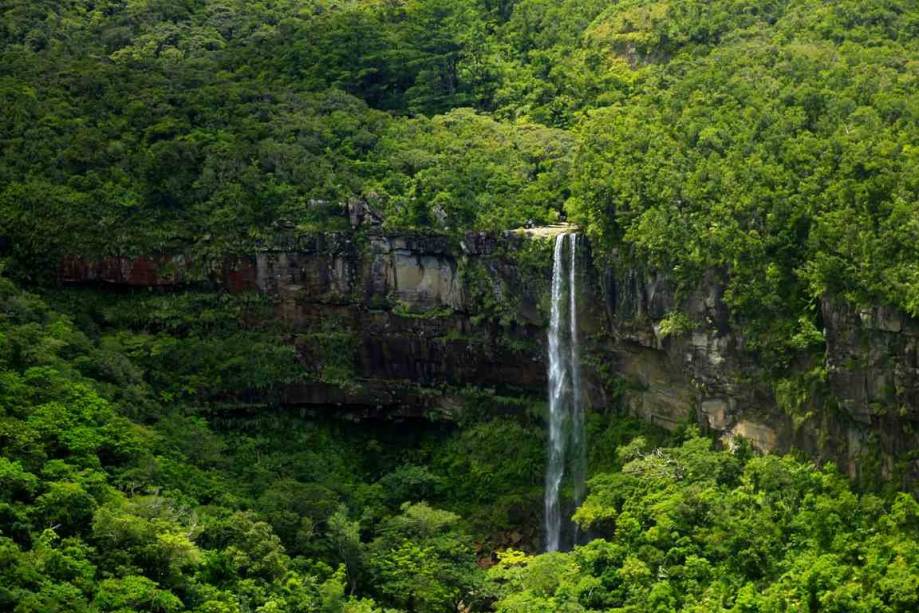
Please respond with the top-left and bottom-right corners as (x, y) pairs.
(544, 232), (586, 552)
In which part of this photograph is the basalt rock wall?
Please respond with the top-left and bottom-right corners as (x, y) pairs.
(59, 230), (549, 416)
(58, 229), (919, 487)
(584, 261), (918, 486)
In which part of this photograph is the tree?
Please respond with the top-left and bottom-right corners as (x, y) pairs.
(369, 502), (483, 612)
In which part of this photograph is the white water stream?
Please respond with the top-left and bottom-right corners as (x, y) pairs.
(544, 232), (586, 552)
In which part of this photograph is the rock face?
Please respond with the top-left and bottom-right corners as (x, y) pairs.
(820, 299), (919, 481)
(822, 299), (919, 424)
(237, 232), (547, 421)
(589, 263), (919, 487)
(57, 229), (919, 488)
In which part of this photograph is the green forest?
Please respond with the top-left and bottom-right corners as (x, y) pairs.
(1, 1), (918, 611)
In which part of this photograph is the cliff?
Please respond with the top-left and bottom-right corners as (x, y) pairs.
(56, 223), (919, 488)
(597, 265), (918, 486)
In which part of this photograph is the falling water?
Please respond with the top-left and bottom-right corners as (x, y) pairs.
(544, 234), (567, 552)
(544, 232), (585, 552)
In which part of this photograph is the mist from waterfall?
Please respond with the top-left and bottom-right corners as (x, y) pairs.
(544, 232), (586, 552)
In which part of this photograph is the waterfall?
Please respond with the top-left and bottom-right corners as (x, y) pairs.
(544, 234), (567, 553)
(544, 232), (585, 552)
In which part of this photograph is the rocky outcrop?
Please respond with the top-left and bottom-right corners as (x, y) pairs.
(822, 299), (919, 425)
(60, 255), (188, 286)
(819, 299), (919, 481)
(62, 230), (544, 410)
(590, 263), (918, 486)
(247, 232), (548, 415)
(586, 266), (760, 435)
(56, 229), (919, 488)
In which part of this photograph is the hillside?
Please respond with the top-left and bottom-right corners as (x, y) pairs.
(1, 1), (918, 611)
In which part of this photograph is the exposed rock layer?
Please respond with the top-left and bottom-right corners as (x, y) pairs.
(58, 229), (919, 487)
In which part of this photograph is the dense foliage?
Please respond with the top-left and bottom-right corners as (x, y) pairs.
(490, 435), (919, 612)
(568, 0), (919, 360)
(0, 273), (545, 610)
(1, 0), (916, 356)
(1, 1), (918, 611)
(2, 274), (916, 611)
